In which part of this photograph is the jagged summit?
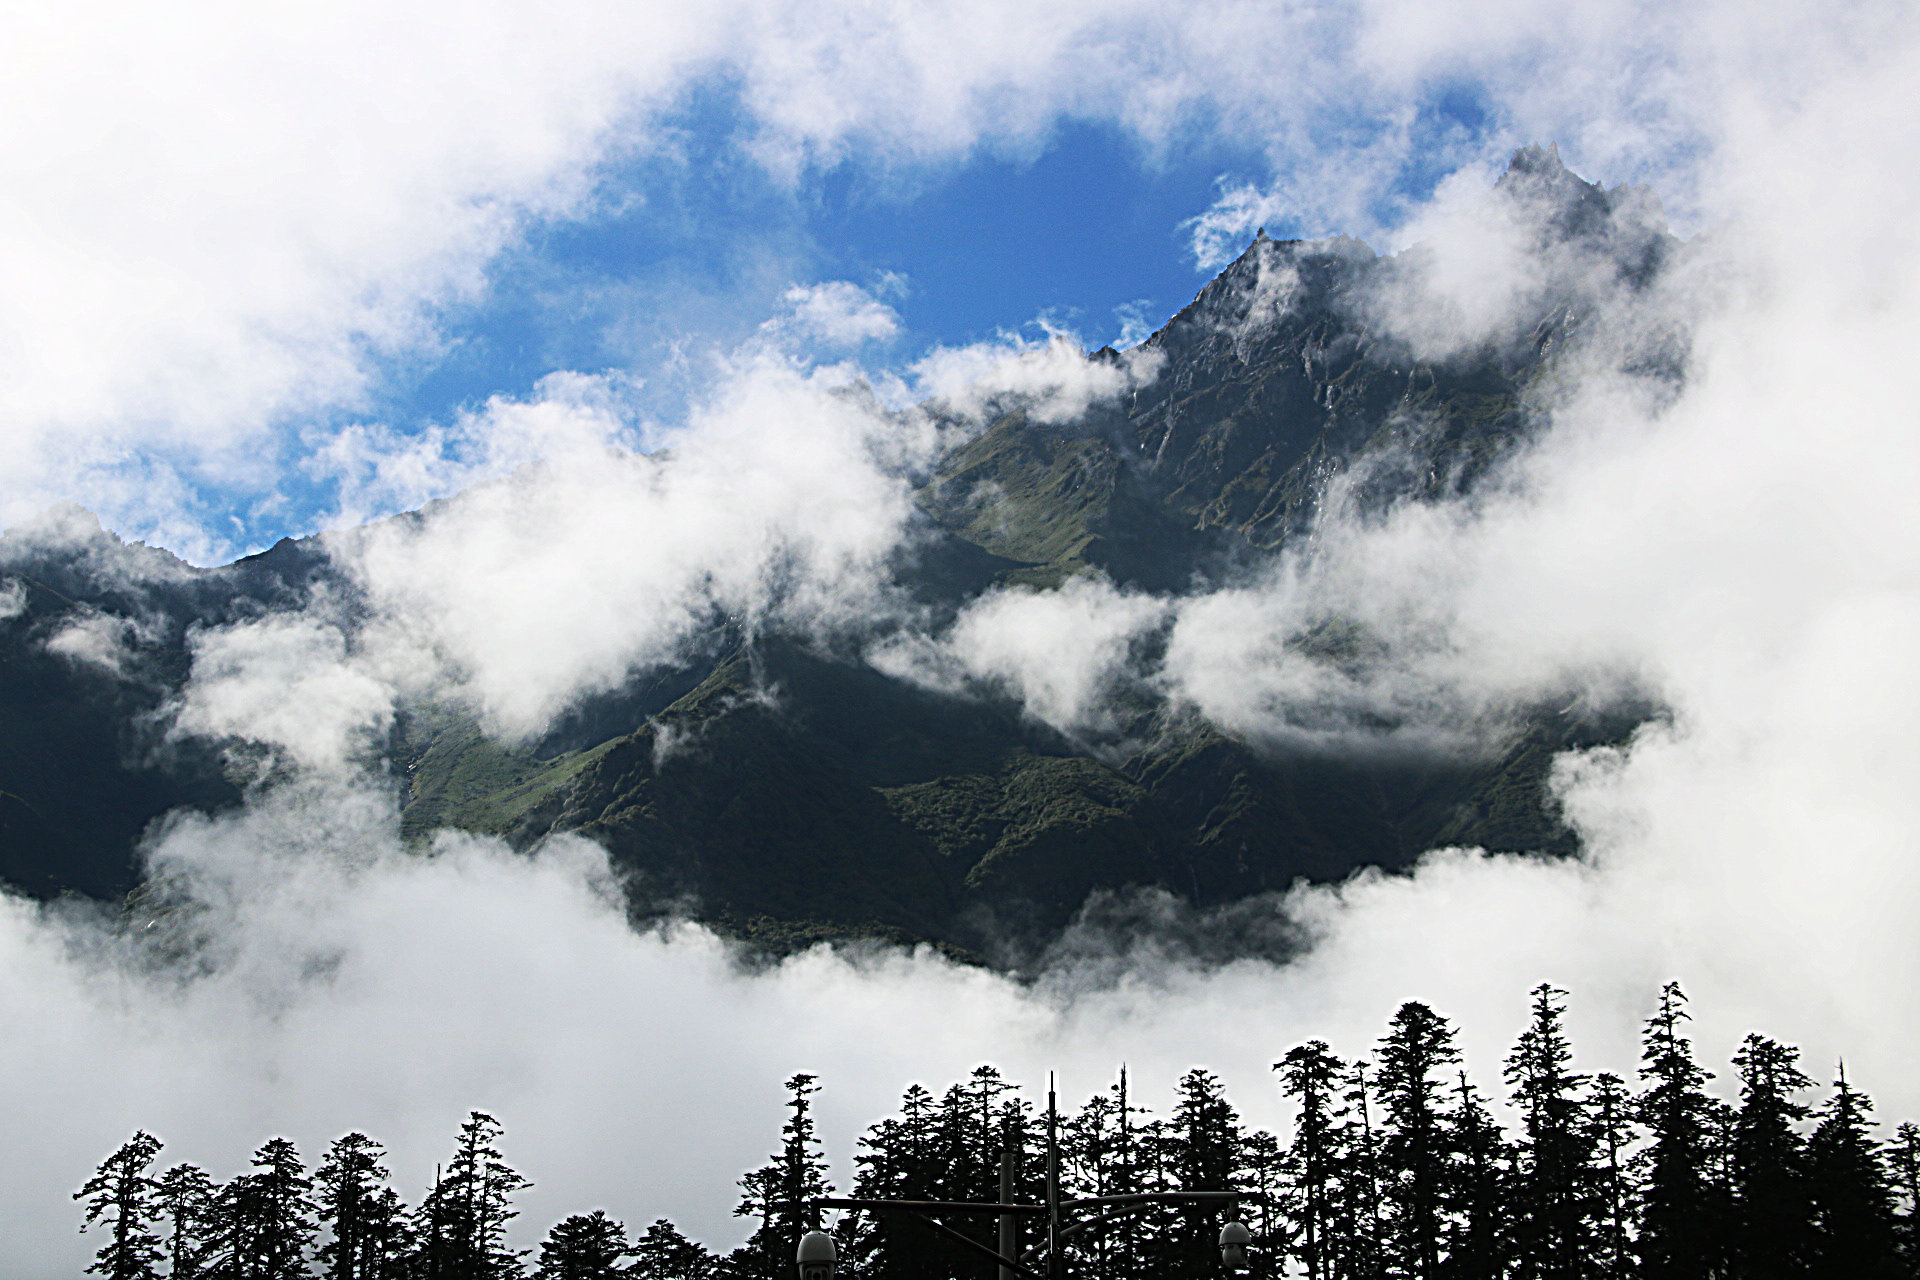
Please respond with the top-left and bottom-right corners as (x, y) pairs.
(1506, 140), (1569, 175)
(1495, 143), (1672, 277)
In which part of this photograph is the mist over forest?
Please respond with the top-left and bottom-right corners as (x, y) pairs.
(4, 0), (1920, 1275)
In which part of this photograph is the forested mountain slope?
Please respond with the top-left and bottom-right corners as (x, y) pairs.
(0, 148), (1673, 955)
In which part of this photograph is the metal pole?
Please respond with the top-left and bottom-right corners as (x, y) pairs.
(1047, 1075), (1062, 1280)
(999, 1148), (1016, 1280)
(1118, 1065), (1130, 1279)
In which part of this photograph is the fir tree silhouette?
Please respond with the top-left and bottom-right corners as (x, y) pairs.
(156, 1162), (217, 1280)
(419, 1112), (529, 1280)
(732, 1073), (833, 1280)
(1729, 1034), (1813, 1279)
(1376, 1002), (1460, 1280)
(536, 1210), (633, 1280)
(214, 1137), (317, 1280)
(315, 1132), (393, 1280)
(1805, 1065), (1899, 1279)
(1276, 1041), (1343, 1280)
(1504, 984), (1593, 1279)
(629, 1218), (717, 1280)
(74, 1130), (166, 1280)
(1636, 982), (1722, 1279)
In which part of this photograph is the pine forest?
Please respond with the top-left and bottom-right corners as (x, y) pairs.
(72, 983), (1920, 1280)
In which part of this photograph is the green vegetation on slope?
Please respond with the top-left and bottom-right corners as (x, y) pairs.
(0, 151), (1675, 957)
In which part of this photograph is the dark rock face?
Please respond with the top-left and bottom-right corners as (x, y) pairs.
(927, 146), (1678, 596)
(0, 519), (267, 900)
(0, 149), (1677, 957)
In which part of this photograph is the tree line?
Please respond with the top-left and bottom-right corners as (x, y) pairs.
(75, 981), (1920, 1279)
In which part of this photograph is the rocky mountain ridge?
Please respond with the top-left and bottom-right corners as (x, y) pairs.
(0, 148), (1675, 958)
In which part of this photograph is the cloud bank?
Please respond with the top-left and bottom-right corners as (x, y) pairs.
(5, 0), (1862, 554)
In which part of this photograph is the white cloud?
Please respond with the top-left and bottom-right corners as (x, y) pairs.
(879, 0), (1920, 1160)
(908, 331), (1163, 424)
(160, 318), (1167, 760)
(767, 280), (903, 348)
(329, 356), (939, 740)
(303, 371), (647, 533)
(10, 0), (1851, 552)
(1, 737), (1914, 1280)
(874, 575), (1169, 740)
(43, 611), (147, 678)
(173, 616), (396, 776)
(0, 0), (726, 541)
(0, 503), (197, 597)
(0, 783), (1294, 1276)
(0, 579), (27, 623)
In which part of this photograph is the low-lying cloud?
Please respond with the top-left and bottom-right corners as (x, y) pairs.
(163, 324), (1157, 759)
(173, 617), (397, 778)
(872, 574), (1170, 742)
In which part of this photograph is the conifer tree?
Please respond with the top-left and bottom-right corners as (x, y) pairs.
(1276, 1042), (1344, 1280)
(734, 1074), (833, 1280)
(1339, 1058), (1386, 1280)
(1165, 1068), (1247, 1275)
(536, 1211), (633, 1280)
(74, 1131), (166, 1280)
(156, 1163), (218, 1280)
(1887, 1122), (1920, 1271)
(1805, 1067), (1899, 1279)
(1636, 982), (1721, 1280)
(214, 1137), (318, 1280)
(964, 1066), (1022, 1196)
(725, 1166), (781, 1280)
(419, 1111), (530, 1280)
(1702, 1095), (1741, 1276)
(316, 1132), (393, 1280)
(1504, 984), (1592, 1280)
(1729, 1034), (1812, 1279)
(1240, 1128), (1288, 1280)
(1375, 1002), (1461, 1280)
(1584, 1073), (1635, 1279)
(847, 1082), (943, 1280)
(1064, 1076), (1135, 1280)
(776, 1074), (834, 1253)
(1104, 1066), (1147, 1280)
(1064, 1087), (1123, 1197)
(77, 980), (1920, 1280)
(1442, 1070), (1509, 1280)
(353, 1187), (416, 1280)
(630, 1219), (717, 1280)
(1082, 1066), (1136, 1280)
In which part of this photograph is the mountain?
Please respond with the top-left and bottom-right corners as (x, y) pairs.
(0, 149), (1675, 957)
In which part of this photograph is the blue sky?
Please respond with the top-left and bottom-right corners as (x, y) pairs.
(0, 0), (1716, 563)
(172, 126), (1302, 554)
(368, 80), (1513, 432)
(368, 120), (1279, 443)
(255, 122), (1292, 556)
(286, 91), (1510, 560)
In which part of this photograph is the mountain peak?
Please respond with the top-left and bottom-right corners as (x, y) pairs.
(1504, 141), (1567, 177)
(1495, 141), (1600, 213)
(1493, 141), (1668, 255)
(2, 501), (107, 548)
